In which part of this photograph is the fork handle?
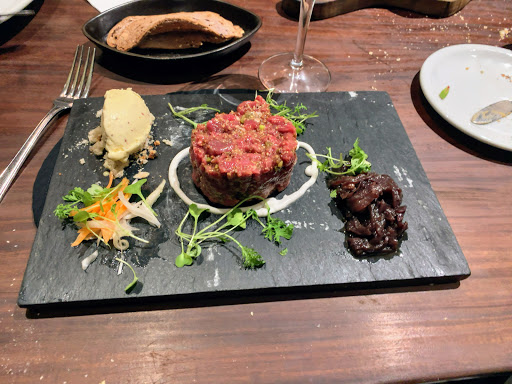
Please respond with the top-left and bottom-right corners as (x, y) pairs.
(0, 105), (67, 204)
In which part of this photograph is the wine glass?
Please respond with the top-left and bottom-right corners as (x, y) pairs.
(258, 0), (331, 93)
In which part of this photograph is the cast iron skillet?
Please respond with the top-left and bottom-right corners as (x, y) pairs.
(82, 0), (261, 63)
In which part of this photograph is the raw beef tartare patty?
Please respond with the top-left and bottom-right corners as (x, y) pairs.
(190, 95), (298, 206)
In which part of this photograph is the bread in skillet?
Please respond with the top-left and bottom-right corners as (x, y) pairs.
(106, 11), (244, 51)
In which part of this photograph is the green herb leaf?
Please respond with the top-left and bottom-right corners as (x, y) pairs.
(62, 187), (86, 202)
(72, 211), (99, 223)
(175, 252), (194, 268)
(124, 179), (157, 216)
(57, 186), (97, 218)
(330, 189), (338, 198)
(308, 139), (371, 176)
(242, 246), (265, 269)
(188, 244), (202, 258)
(439, 85), (450, 100)
(54, 203), (78, 220)
(189, 204), (207, 220)
(123, 179), (146, 196)
(263, 213), (294, 245)
(279, 248), (288, 256)
(347, 138), (371, 175)
(87, 184), (104, 197)
(81, 192), (94, 207)
(226, 208), (247, 229)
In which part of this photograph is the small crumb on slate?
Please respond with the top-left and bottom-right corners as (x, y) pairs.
(79, 158), (85, 165)
(134, 171), (150, 179)
(162, 139), (173, 147)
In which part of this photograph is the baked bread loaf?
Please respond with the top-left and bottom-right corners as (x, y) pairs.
(106, 11), (244, 51)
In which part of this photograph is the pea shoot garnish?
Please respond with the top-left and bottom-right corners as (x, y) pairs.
(307, 138), (371, 176)
(264, 89), (318, 134)
(175, 197), (293, 269)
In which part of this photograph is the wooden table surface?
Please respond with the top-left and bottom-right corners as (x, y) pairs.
(1, 0), (511, 383)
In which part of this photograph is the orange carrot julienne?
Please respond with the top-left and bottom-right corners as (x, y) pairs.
(106, 171), (114, 188)
(69, 176), (136, 247)
(71, 227), (92, 247)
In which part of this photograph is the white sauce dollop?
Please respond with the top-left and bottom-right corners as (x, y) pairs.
(168, 141), (318, 217)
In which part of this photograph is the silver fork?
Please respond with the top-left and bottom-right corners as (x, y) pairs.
(0, 45), (95, 204)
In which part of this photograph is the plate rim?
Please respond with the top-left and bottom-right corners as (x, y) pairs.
(82, 0), (262, 62)
(419, 43), (512, 152)
(0, 0), (33, 23)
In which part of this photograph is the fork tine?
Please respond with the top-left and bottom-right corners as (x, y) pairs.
(68, 45), (83, 97)
(75, 47), (90, 98)
(61, 46), (80, 96)
(77, 47), (95, 99)
(82, 48), (96, 98)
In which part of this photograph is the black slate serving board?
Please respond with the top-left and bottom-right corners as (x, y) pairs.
(18, 90), (470, 308)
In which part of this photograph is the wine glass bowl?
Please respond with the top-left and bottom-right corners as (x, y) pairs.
(258, 0), (331, 93)
(258, 52), (331, 92)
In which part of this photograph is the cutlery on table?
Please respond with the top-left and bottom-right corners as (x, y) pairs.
(0, 10), (35, 17)
(471, 100), (512, 124)
(0, 45), (95, 204)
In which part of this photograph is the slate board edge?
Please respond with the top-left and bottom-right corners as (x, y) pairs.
(19, 273), (467, 310)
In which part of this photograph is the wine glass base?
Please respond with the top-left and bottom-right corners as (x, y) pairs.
(258, 52), (331, 93)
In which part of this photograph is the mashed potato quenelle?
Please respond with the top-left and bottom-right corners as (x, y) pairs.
(89, 88), (155, 177)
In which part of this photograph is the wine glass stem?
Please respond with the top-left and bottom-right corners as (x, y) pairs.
(291, 0), (316, 69)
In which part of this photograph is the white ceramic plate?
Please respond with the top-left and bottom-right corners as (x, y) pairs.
(420, 44), (512, 151)
(0, 0), (33, 23)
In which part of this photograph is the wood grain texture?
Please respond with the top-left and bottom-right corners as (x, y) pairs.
(282, 0), (473, 19)
(0, 0), (511, 383)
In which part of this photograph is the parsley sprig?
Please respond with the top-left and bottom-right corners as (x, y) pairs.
(251, 207), (294, 245)
(175, 197), (293, 269)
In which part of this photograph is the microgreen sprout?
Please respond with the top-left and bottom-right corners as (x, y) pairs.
(124, 179), (156, 216)
(115, 257), (139, 293)
(264, 89), (318, 134)
(168, 102), (219, 128)
(175, 197), (294, 269)
(307, 138), (371, 176)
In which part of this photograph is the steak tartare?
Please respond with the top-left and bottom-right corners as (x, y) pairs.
(190, 95), (298, 206)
